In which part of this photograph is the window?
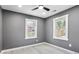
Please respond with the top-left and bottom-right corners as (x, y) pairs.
(25, 19), (37, 39)
(53, 14), (68, 41)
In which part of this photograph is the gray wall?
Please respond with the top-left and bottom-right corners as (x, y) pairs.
(45, 6), (79, 53)
(2, 10), (45, 50)
(0, 7), (2, 52)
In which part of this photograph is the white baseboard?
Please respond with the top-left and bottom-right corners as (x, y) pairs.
(1, 42), (45, 53)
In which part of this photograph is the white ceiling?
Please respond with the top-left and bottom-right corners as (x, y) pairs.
(1, 5), (75, 18)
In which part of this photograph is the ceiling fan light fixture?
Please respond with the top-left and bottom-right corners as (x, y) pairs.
(39, 5), (43, 9)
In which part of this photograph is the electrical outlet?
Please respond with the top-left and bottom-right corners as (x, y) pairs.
(69, 44), (72, 47)
(36, 40), (38, 42)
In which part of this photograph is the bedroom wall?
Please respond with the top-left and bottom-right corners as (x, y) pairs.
(2, 10), (45, 50)
(45, 6), (79, 53)
(0, 7), (2, 52)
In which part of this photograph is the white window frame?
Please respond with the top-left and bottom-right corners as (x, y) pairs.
(53, 14), (68, 41)
(25, 19), (37, 39)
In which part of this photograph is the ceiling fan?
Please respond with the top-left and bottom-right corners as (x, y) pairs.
(32, 5), (50, 11)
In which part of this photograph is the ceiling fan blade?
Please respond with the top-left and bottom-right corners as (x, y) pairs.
(43, 7), (50, 11)
(32, 7), (38, 11)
